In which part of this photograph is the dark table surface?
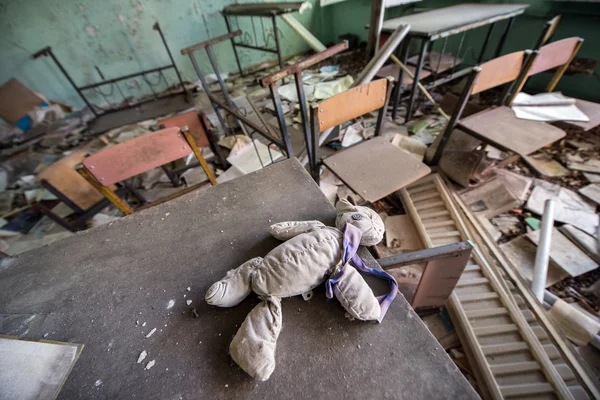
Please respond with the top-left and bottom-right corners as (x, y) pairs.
(0, 159), (478, 399)
(382, 3), (528, 38)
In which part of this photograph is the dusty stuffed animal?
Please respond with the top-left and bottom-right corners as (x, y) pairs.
(205, 199), (398, 381)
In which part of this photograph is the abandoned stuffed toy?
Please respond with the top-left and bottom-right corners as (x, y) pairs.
(204, 199), (398, 381)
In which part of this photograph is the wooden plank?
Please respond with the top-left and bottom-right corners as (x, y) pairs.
(459, 106), (566, 156)
(453, 192), (599, 400)
(403, 174), (575, 400)
(323, 138), (430, 203)
(501, 383), (554, 397)
(579, 184), (600, 206)
(0, 78), (45, 125)
(500, 236), (570, 286)
(37, 150), (107, 210)
(527, 228), (598, 277)
(83, 127), (191, 186)
(316, 79), (387, 132)
(471, 51), (525, 95)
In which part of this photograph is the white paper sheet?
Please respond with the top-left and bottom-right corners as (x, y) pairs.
(226, 140), (283, 175)
(511, 92), (590, 122)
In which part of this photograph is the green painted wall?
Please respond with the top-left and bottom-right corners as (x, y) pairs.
(323, 0), (600, 101)
(2, 0), (599, 112)
(0, 0), (326, 109)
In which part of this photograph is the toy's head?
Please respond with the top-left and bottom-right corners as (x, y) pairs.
(335, 199), (384, 246)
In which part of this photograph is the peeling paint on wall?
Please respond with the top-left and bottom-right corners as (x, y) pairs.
(85, 25), (97, 37)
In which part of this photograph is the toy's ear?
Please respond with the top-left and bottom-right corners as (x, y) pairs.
(335, 201), (384, 246)
(335, 198), (357, 214)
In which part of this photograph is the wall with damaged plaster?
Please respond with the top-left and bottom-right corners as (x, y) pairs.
(0, 0), (327, 108)
(322, 0), (600, 101)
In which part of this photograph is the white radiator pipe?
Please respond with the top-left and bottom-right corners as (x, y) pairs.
(531, 199), (555, 303)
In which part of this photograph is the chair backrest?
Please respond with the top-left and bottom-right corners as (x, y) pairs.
(313, 78), (389, 132)
(82, 127), (194, 186)
(471, 50), (526, 95)
(529, 37), (582, 76)
(158, 111), (210, 148)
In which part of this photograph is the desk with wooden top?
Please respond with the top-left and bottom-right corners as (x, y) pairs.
(381, 3), (529, 121)
(0, 159), (477, 399)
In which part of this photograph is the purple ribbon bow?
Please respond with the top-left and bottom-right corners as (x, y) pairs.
(325, 223), (398, 322)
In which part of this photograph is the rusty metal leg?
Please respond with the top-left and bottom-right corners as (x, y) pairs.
(494, 18), (514, 58)
(224, 15), (244, 76)
(272, 15), (283, 69)
(405, 38), (429, 122)
(391, 39), (410, 121)
(478, 23), (496, 64)
(268, 84), (294, 158)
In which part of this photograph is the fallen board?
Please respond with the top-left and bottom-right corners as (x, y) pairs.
(0, 337), (83, 400)
(527, 228), (598, 277)
(500, 236), (570, 286)
(459, 106), (566, 156)
(384, 214), (423, 251)
(400, 174), (580, 400)
(323, 137), (431, 202)
(579, 184), (600, 206)
(0, 159), (476, 399)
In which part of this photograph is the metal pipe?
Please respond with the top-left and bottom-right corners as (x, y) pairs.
(280, 14), (326, 53)
(478, 23), (496, 63)
(494, 17), (514, 58)
(180, 29), (243, 55)
(224, 16), (244, 76)
(405, 38), (429, 122)
(532, 199), (555, 303)
(268, 84), (294, 157)
(153, 22), (187, 96)
(79, 65), (174, 90)
(233, 43), (280, 54)
(272, 15), (283, 69)
(353, 24), (410, 87)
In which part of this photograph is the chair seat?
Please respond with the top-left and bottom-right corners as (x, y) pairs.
(323, 137), (431, 203)
(569, 99), (600, 131)
(458, 106), (566, 156)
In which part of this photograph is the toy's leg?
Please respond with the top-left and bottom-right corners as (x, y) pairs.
(205, 257), (262, 307)
(333, 266), (381, 321)
(230, 296), (282, 381)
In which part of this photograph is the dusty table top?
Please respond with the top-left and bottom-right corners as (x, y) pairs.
(382, 3), (528, 38)
(0, 159), (477, 399)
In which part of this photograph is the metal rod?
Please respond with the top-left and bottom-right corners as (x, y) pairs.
(293, 71), (311, 160)
(478, 23), (496, 63)
(433, 37), (448, 82)
(181, 29), (243, 55)
(532, 199), (555, 303)
(454, 32), (466, 70)
(428, 67), (481, 165)
(366, 0), (385, 57)
(204, 44), (241, 129)
(188, 54), (230, 136)
(209, 94), (285, 149)
(494, 17), (515, 58)
(224, 16), (244, 76)
(353, 24), (410, 87)
(391, 40), (410, 121)
(405, 38), (429, 122)
(153, 22), (187, 96)
(79, 65), (174, 90)
(232, 42), (279, 54)
(390, 55), (450, 120)
(32, 47), (98, 116)
(375, 77), (394, 136)
(268, 84), (294, 157)
(272, 15), (283, 69)
(310, 104), (320, 183)
(260, 41), (348, 87)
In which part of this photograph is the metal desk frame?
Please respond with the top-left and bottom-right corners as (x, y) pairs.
(31, 22), (187, 118)
(181, 32), (293, 168)
(386, 6), (526, 121)
(222, 2), (304, 76)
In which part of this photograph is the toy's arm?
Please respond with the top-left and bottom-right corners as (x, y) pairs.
(269, 221), (326, 240)
(331, 266), (381, 321)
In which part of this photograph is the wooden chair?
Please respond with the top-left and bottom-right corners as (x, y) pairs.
(310, 78), (431, 203)
(508, 37), (600, 132)
(427, 49), (566, 165)
(77, 126), (217, 215)
(35, 150), (137, 231)
(157, 110), (228, 177)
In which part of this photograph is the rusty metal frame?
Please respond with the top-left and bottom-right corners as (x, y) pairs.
(32, 22), (187, 118)
(222, 3), (304, 75)
(378, 241), (473, 313)
(257, 41), (349, 165)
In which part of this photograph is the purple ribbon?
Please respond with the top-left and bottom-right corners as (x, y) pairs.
(325, 223), (398, 322)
